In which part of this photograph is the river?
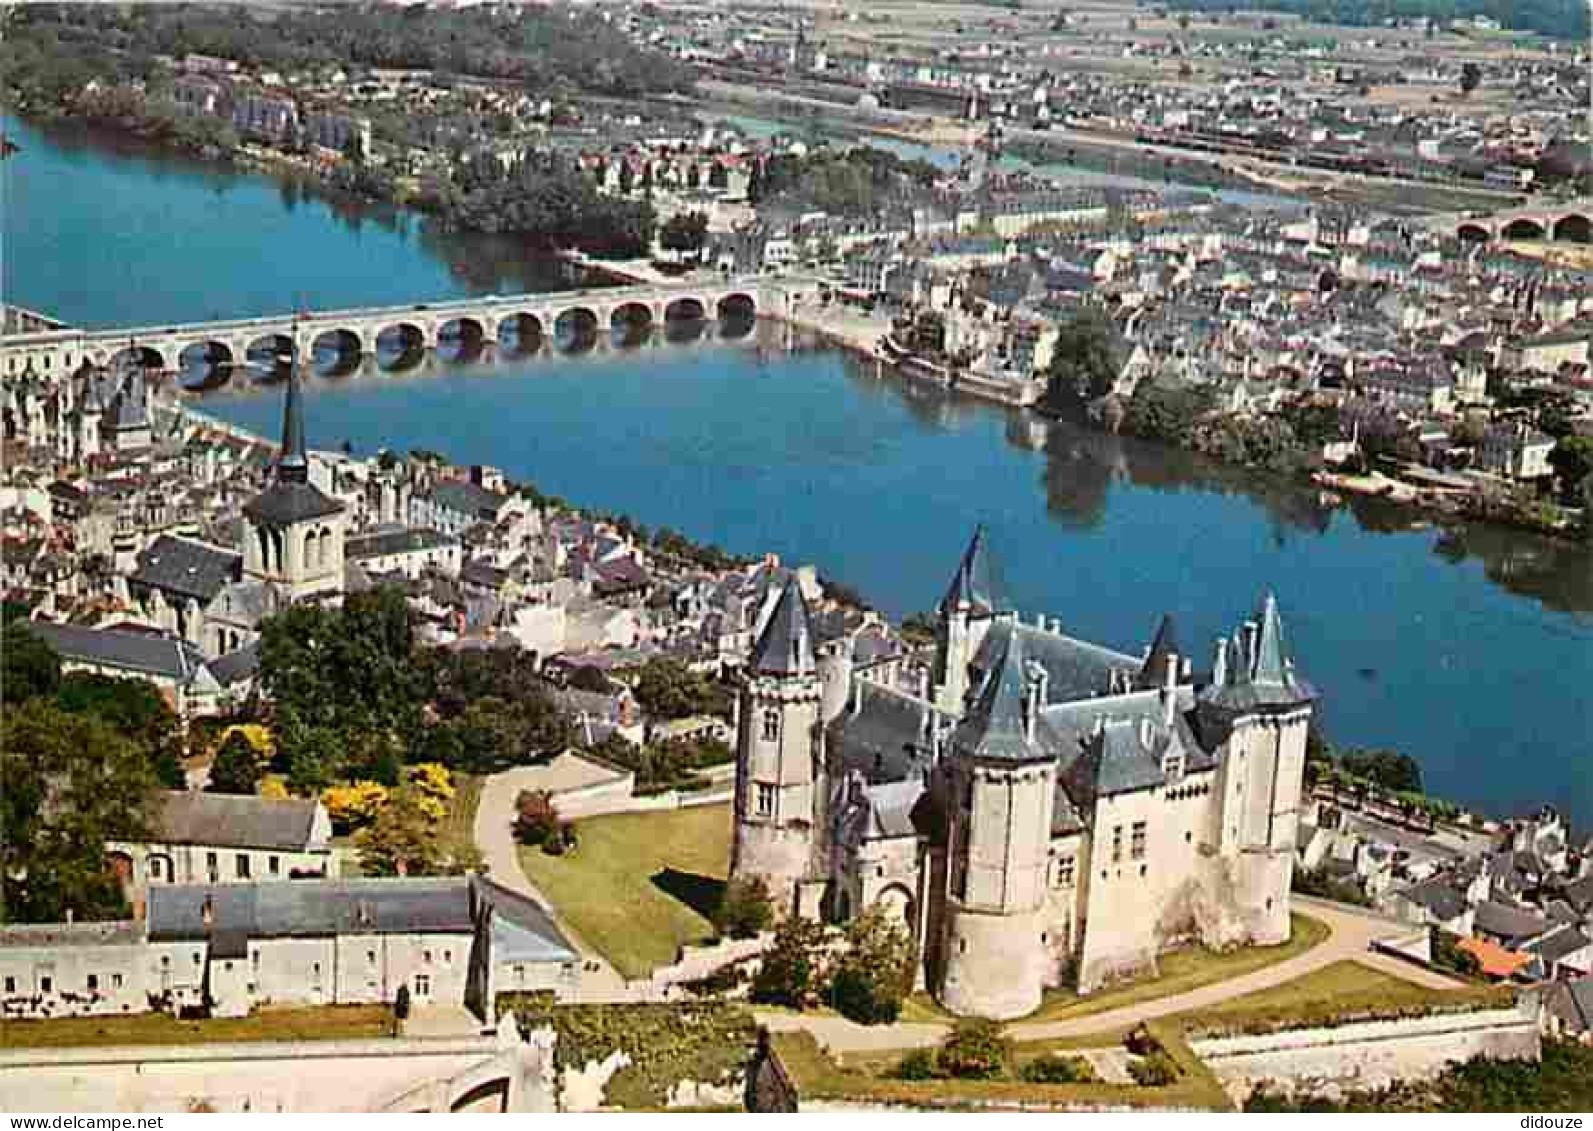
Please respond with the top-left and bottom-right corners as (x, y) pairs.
(6, 112), (1590, 826)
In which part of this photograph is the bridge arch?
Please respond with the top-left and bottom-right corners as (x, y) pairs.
(553, 307), (600, 354)
(716, 292), (757, 321)
(496, 313), (545, 357)
(665, 296), (707, 322)
(438, 316), (487, 365)
(1456, 222), (1492, 243)
(310, 328), (364, 378)
(110, 343), (171, 373)
(1553, 213), (1591, 244)
(375, 322), (427, 372)
(609, 301), (654, 348)
(1501, 217), (1547, 242)
(178, 340), (235, 391)
(243, 333), (296, 383)
(449, 1077), (511, 1114)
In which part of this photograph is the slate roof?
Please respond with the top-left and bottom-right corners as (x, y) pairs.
(347, 527), (455, 559)
(827, 681), (944, 784)
(748, 576), (815, 676)
(242, 480), (344, 525)
(24, 621), (209, 683)
(951, 624), (1048, 763)
(1012, 621), (1142, 704)
(148, 878), (475, 941)
(939, 525), (1002, 617)
(1548, 977), (1593, 1033)
(208, 641), (260, 687)
(1473, 899), (1552, 946)
(1393, 878), (1468, 922)
(0, 920), (143, 949)
(130, 535), (242, 604)
(1136, 613), (1181, 690)
(151, 790), (321, 852)
(429, 480), (510, 521)
(1199, 592), (1315, 713)
(1563, 873), (1593, 913)
(473, 875), (580, 964)
(1524, 925), (1591, 966)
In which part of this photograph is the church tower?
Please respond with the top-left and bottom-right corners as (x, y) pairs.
(730, 576), (826, 918)
(936, 626), (1056, 1019)
(934, 526), (1004, 715)
(1198, 592), (1314, 946)
(241, 344), (347, 602)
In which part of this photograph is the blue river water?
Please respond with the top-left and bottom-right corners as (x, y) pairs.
(6, 112), (1590, 825)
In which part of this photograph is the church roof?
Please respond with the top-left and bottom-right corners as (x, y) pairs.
(153, 790), (322, 852)
(243, 480), (344, 525)
(748, 575), (815, 676)
(276, 350), (309, 483)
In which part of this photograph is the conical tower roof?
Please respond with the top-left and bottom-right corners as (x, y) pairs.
(1199, 591), (1315, 712)
(748, 576), (815, 676)
(1135, 612), (1180, 689)
(938, 524), (1001, 617)
(951, 627), (1045, 762)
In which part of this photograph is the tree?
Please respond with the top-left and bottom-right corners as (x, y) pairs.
(513, 788), (562, 848)
(357, 783), (481, 876)
(3, 621), (60, 703)
(322, 780), (391, 831)
(829, 907), (915, 1024)
(2, 701), (157, 923)
(1043, 308), (1126, 409)
(632, 657), (727, 720)
(659, 210), (709, 261)
(55, 672), (186, 790)
(1459, 61), (1481, 96)
(714, 875), (774, 939)
(208, 729), (264, 795)
(751, 915), (827, 1008)
(1339, 748), (1423, 793)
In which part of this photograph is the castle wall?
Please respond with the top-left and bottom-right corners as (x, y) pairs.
(1189, 1000), (1540, 1102)
(1076, 770), (1216, 993)
(1041, 831), (1087, 985)
(730, 676), (824, 916)
(937, 905), (1046, 1020)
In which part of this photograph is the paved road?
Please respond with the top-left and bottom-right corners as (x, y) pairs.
(758, 897), (1460, 1055)
(474, 768), (631, 999)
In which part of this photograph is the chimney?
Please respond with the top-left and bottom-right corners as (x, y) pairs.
(917, 666), (930, 702)
(1243, 620), (1260, 672)
(201, 895), (215, 931)
(1161, 651), (1178, 726)
(851, 677), (863, 716)
(1023, 660), (1049, 744)
(1212, 637), (1228, 686)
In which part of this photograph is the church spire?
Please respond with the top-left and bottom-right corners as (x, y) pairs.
(749, 576), (814, 676)
(276, 331), (309, 484)
(939, 524), (1000, 617)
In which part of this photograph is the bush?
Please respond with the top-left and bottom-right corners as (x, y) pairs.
(751, 916), (827, 1009)
(1020, 1056), (1096, 1084)
(514, 788), (561, 847)
(828, 907), (915, 1025)
(1124, 1023), (1162, 1057)
(1128, 1051), (1180, 1087)
(892, 1048), (940, 1081)
(936, 1020), (1010, 1080)
(1432, 928), (1483, 978)
(714, 876), (774, 939)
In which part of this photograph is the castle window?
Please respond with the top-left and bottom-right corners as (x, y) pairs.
(112, 974), (123, 990)
(761, 709), (780, 743)
(1057, 857), (1076, 888)
(236, 853), (251, 879)
(269, 855), (280, 875)
(1111, 825), (1124, 863)
(3, 976), (13, 994)
(756, 784), (777, 818)
(1131, 822), (1147, 861)
(87, 974), (98, 992)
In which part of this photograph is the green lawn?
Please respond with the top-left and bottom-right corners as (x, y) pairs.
(0, 1005), (394, 1049)
(1016, 911), (1330, 1025)
(517, 803), (733, 979)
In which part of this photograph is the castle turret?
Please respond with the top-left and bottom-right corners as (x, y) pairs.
(1199, 592), (1314, 945)
(936, 626), (1056, 1019)
(934, 525), (1003, 715)
(730, 576), (827, 918)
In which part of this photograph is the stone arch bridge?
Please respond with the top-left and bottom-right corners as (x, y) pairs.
(2, 276), (815, 382)
(1446, 198), (1593, 245)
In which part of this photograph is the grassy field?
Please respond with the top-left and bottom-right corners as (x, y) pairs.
(1014, 911), (1329, 1025)
(0, 1005), (394, 1049)
(517, 803), (733, 979)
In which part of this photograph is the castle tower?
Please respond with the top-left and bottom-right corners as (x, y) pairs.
(934, 526), (1002, 715)
(730, 576), (826, 918)
(1198, 592), (1314, 946)
(936, 627), (1056, 1019)
(241, 343), (347, 602)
